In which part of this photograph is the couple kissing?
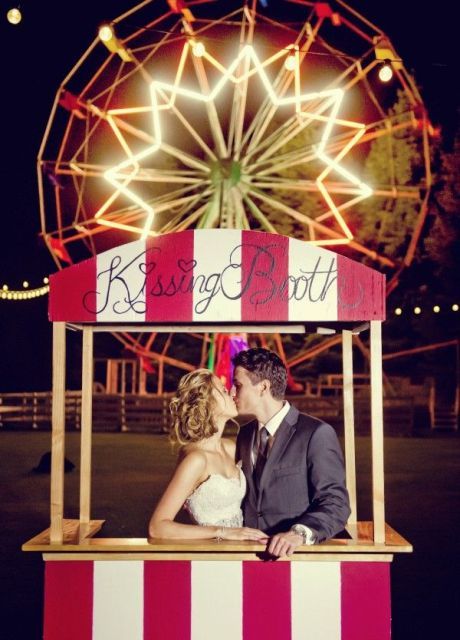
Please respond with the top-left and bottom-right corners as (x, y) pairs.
(148, 348), (350, 558)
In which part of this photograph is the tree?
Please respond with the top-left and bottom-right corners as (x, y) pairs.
(356, 90), (425, 260)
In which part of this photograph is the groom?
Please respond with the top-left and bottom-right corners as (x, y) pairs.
(232, 348), (350, 558)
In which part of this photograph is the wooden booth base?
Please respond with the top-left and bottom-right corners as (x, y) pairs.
(24, 520), (411, 640)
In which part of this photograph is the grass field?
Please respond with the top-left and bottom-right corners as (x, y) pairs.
(1, 431), (459, 639)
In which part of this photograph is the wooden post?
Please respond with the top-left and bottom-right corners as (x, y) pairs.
(370, 321), (386, 543)
(80, 327), (93, 535)
(342, 330), (357, 525)
(50, 322), (66, 543)
(139, 364), (147, 395)
(158, 360), (164, 396)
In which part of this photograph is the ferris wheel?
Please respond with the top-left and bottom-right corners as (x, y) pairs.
(38, 0), (433, 387)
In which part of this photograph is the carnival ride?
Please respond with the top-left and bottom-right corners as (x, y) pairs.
(37, 0), (434, 389)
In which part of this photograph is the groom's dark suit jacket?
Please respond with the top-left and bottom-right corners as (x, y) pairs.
(236, 405), (350, 542)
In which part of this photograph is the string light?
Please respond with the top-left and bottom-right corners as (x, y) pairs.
(1, 277), (50, 302)
(391, 302), (459, 317)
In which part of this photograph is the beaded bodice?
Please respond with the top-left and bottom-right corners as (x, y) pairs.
(184, 467), (246, 527)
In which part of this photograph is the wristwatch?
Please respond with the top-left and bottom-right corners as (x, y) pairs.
(291, 524), (316, 545)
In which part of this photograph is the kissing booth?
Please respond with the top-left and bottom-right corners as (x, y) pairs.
(23, 229), (411, 639)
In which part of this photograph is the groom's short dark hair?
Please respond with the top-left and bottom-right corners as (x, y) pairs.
(232, 348), (287, 400)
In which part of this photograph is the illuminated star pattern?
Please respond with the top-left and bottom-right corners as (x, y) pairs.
(95, 42), (372, 243)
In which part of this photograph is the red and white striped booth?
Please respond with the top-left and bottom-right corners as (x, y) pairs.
(24, 230), (411, 640)
(48, 229), (385, 323)
(45, 559), (391, 640)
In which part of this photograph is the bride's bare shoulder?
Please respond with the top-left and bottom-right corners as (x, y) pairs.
(177, 446), (208, 470)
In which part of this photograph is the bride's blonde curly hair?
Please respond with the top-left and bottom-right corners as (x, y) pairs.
(169, 369), (218, 445)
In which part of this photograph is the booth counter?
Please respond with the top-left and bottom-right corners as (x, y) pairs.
(24, 522), (411, 640)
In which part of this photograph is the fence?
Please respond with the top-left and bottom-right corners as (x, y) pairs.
(1, 390), (417, 435)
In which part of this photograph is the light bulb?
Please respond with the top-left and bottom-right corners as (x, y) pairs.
(433, 305), (440, 313)
(284, 55), (296, 71)
(452, 304), (459, 312)
(192, 42), (206, 57)
(414, 306), (421, 315)
(98, 24), (115, 43)
(7, 8), (22, 25)
(378, 61), (393, 83)
(395, 308), (402, 316)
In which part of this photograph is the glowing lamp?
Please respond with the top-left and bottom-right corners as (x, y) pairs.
(378, 61), (393, 83)
(452, 304), (459, 312)
(7, 7), (21, 24)
(394, 308), (402, 316)
(284, 55), (296, 71)
(433, 305), (440, 313)
(414, 306), (421, 315)
(98, 24), (115, 42)
(98, 23), (133, 62)
(23, 281), (29, 288)
(192, 41), (206, 57)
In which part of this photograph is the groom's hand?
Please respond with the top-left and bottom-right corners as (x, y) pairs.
(267, 531), (304, 557)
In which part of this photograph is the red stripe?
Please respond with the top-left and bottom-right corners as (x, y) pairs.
(337, 254), (385, 321)
(43, 560), (93, 640)
(48, 257), (97, 321)
(145, 231), (194, 321)
(243, 561), (291, 640)
(341, 561), (391, 640)
(144, 560), (191, 639)
(241, 230), (289, 321)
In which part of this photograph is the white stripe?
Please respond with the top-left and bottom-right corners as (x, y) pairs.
(93, 561), (144, 640)
(96, 240), (147, 321)
(288, 239), (338, 321)
(291, 561), (341, 640)
(191, 561), (242, 640)
(192, 229), (242, 322)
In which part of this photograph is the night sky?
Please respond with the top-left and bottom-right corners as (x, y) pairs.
(0, 0), (458, 392)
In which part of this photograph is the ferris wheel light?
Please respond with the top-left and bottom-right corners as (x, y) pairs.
(284, 55), (296, 71)
(98, 24), (115, 43)
(452, 304), (459, 312)
(98, 23), (133, 62)
(101, 43), (371, 241)
(7, 7), (22, 25)
(433, 305), (440, 313)
(378, 61), (393, 83)
(395, 307), (402, 316)
(192, 41), (206, 57)
(414, 306), (421, 315)
(23, 281), (29, 288)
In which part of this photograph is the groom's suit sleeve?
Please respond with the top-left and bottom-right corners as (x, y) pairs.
(297, 419), (350, 542)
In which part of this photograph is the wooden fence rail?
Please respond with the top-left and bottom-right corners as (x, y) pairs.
(1, 391), (416, 434)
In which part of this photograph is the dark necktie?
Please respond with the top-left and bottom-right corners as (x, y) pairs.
(254, 426), (270, 489)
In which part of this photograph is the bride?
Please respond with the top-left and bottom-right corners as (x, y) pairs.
(148, 368), (267, 542)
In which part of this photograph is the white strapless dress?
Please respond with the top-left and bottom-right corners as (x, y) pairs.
(184, 467), (246, 528)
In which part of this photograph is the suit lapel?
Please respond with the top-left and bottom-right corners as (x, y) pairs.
(257, 406), (299, 496)
(239, 421), (257, 494)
